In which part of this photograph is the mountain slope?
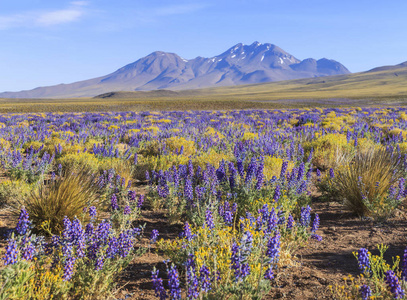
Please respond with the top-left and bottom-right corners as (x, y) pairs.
(0, 41), (350, 98)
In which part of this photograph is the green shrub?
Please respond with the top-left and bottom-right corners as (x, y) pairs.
(0, 180), (32, 207)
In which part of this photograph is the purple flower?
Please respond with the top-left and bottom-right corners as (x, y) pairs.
(21, 238), (36, 261)
(152, 269), (167, 300)
(385, 270), (404, 299)
(128, 190), (137, 202)
(123, 205), (131, 215)
(137, 194), (145, 208)
(255, 158), (264, 190)
(273, 185), (281, 202)
(357, 248), (370, 273)
(231, 243), (241, 279)
(286, 214), (294, 230)
(205, 209), (215, 230)
(95, 255), (105, 271)
(150, 229), (159, 244)
(311, 214), (320, 233)
(311, 234), (323, 241)
(168, 264), (181, 300)
(88, 206), (97, 219)
(16, 207), (31, 235)
(359, 285), (371, 300)
(63, 256), (76, 281)
(118, 231), (133, 257)
(184, 178), (194, 204)
(316, 169), (321, 181)
(266, 232), (281, 264)
(300, 205), (312, 227)
(264, 266), (274, 281)
(199, 265), (212, 292)
(3, 238), (18, 265)
(329, 168), (335, 178)
(280, 161), (288, 179)
(111, 194), (119, 210)
(182, 222), (194, 241)
(401, 247), (407, 281)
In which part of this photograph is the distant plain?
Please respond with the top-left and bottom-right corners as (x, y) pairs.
(1, 62), (407, 113)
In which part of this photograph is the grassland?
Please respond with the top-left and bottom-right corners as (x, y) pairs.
(1, 62), (407, 112)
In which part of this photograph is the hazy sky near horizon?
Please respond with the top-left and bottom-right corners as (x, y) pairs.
(1, 0), (406, 91)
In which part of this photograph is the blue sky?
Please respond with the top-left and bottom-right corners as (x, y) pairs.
(1, 0), (407, 92)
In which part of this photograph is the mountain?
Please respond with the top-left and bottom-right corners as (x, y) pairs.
(0, 41), (350, 98)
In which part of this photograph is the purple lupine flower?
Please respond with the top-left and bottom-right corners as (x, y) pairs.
(286, 214), (294, 230)
(21, 238), (36, 261)
(296, 181), (307, 195)
(63, 256), (76, 281)
(95, 255), (105, 271)
(216, 160), (226, 182)
(241, 263), (251, 278)
(237, 159), (245, 178)
(62, 216), (72, 240)
(311, 214), (320, 233)
(183, 222), (194, 241)
(128, 190), (137, 202)
(111, 194), (119, 210)
(329, 168), (335, 178)
(311, 234), (323, 241)
(316, 169), (321, 181)
(267, 208), (278, 233)
(184, 178), (194, 204)
(3, 238), (18, 265)
(401, 247), (407, 280)
(357, 248), (370, 273)
(152, 269), (167, 300)
(359, 285), (371, 300)
(106, 236), (118, 259)
(266, 232), (281, 264)
(297, 163), (305, 180)
(150, 229), (159, 244)
(300, 205), (312, 227)
(255, 157), (264, 190)
(137, 194), (145, 208)
(384, 270), (405, 299)
(231, 243), (241, 279)
(280, 161), (288, 179)
(199, 265), (212, 292)
(168, 264), (181, 300)
(273, 185), (281, 202)
(16, 207), (31, 235)
(88, 206), (97, 219)
(117, 231), (133, 257)
(264, 266), (274, 281)
(205, 209), (215, 230)
(123, 205), (131, 215)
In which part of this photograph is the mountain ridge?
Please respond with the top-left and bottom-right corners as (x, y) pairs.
(0, 41), (350, 98)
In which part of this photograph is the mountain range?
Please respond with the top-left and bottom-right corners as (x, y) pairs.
(0, 41), (350, 98)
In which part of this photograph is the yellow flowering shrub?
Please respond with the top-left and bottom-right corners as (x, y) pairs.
(205, 127), (225, 139)
(241, 132), (259, 141)
(193, 149), (232, 168)
(304, 133), (353, 169)
(263, 156), (294, 181)
(165, 136), (196, 156)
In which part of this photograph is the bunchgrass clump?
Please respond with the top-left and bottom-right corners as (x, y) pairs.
(15, 167), (100, 233)
(326, 147), (404, 218)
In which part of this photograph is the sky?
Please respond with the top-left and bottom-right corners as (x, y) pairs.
(1, 0), (407, 92)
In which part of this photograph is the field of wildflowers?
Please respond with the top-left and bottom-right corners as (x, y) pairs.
(0, 107), (407, 299)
